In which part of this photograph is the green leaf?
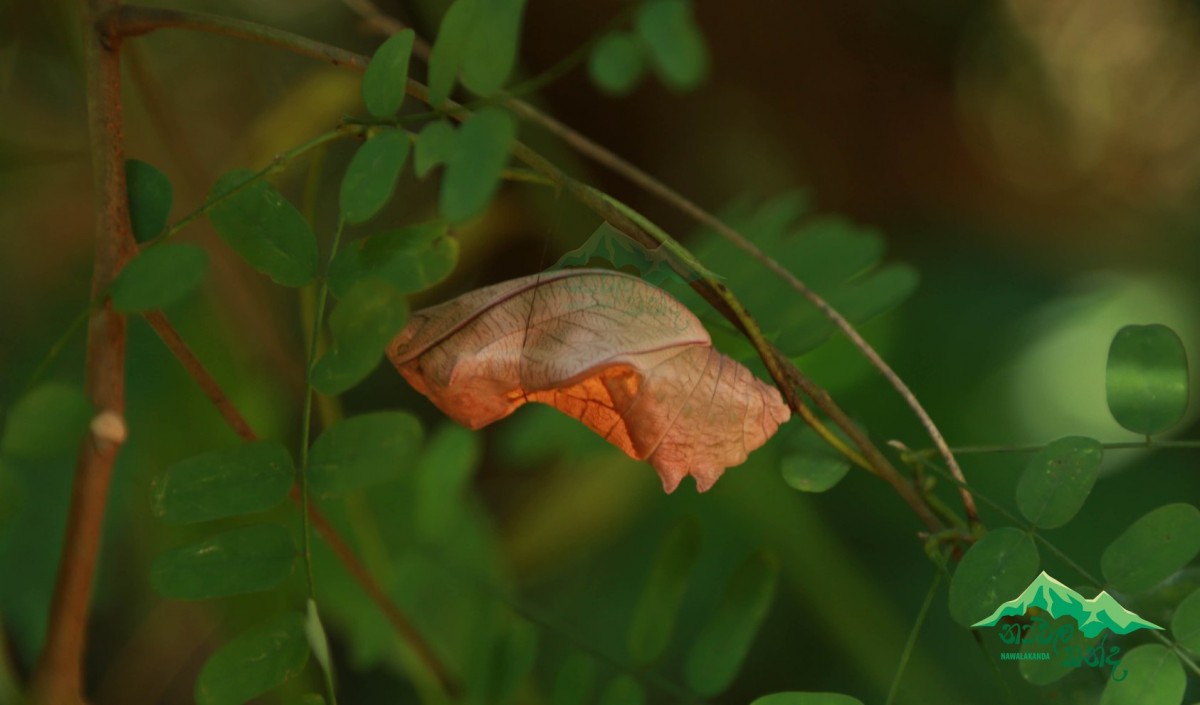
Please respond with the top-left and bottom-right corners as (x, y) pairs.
(551, 653), (596, 705)
(340, 130), (410, 224)
(415, 121), (457, 178)
(362, 29), (416, 118)
(427, 0), (478, 106)
(207, 170), (318, 287)
(481, 618), (538, 704)
(597, 676), (644, 705)
(305, 599), (333, 677)
(307, 411), (423, 496)
(310, 279), (409, 396)
(781, 453), (850, 493)
(948, 527), (1039, 626)
(151, 441), (294, 524)
(635, 0), (709, 91)
(1170, 588), (1200, 656)
(195, 612), (309, 705)
(460, 0), (527, 96)
(0, 462), (24, 545)
(1, 382), (92, 459)
(588, 32), (645, 96)
(111, 243), (209, 312)
(749, 695), (866, 705)
(1102, 503), (1200, 594)
(1018, 614), (1096, 685)
(327, 222), (457, 298)
(294, 696), (326, 705)
(683, 550), (779, 696)
(1106, 324), (1189, 435)
(126, 159), (173, 242)
(151, 524), (297, 600)
(1098, 644), (1185, 705)
(414, 424), (481, 537)
(1015, 436), (1103, 529)
(439, 107), (517, 223)
(627, 519), (699, 664)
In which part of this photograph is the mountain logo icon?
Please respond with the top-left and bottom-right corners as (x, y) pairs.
(972, 571), (1163, 638)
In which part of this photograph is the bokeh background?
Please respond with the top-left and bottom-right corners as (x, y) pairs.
(3, 0), (1200, 703)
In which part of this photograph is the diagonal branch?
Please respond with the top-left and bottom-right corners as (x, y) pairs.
(141, 311), (459, 696)
(106, 4), (944, 533)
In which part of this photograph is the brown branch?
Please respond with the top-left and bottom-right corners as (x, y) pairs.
(143, 311), (458, 696)
(32, 2), (137, 703)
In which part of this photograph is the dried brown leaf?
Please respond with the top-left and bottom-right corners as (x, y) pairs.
(387, 269), (790, 492)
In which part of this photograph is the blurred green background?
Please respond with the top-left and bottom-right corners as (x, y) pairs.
(3, 0), (1200, 703)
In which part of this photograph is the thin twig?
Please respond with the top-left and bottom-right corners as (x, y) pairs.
(33, 1), (136, 702)
(108, 3), (945, 533)
(142, 311), (459, 696)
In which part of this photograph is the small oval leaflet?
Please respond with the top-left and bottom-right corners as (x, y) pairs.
(1, 382), (92, 459)
(307, 411), (423, 496)
(310, 280), (410, 396)
(150, 523), (298, 600)
(597, 676), (645, 705)
(588, 32), (646, 96)
(151, 441), (294, 524)
(627, 520), (699, 664)
(362, 29), (415, 118)
(125, 158), (173, 242)
(415, 121), (457, 178)
(1106, 323), (1189, 435)
(387, 269), (791, 493)
(327, 222), (457, 299)
(340, 129), (410, 224)
(1015, 436), (1103, 529)
(439, 107), (517, 224)
(1101, 503), (1200, 594)
(684, 550), (779, 696)
(552, 653), (597, 705)
(1098, 644), (1185, 705)
(948, 527), (1039, 627)
(111, 243), (209, 313)
(1170, 587), (1200, 656)
(195, 612), (309, 705)
(207, 170), (318, 287)
(634, 0), (709, 91)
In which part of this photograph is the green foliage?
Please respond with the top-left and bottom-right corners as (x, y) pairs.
(626, 519), (699, 664)
(588, 33), (646, 96)
(327, 222), (458, 298)
(683, 550), (780, 696)
(1170, 588), (1200, 655)
(0, 462), (22, 546)
(361, 29), (415, 118)
(439, 107), (518, 223)
(111, 243), (208, 312)
(689, 193), (917, 358)
(1, 382), (91, 459)
(150, 523), (298, 600)
(1017, 615), (1095, 685)
(552, 223), (678, 286)
(634, 0), (709, 91)
(948, 527), (1039, 626)
(472, 617), (539, 705)
(597, 676), (645, 705)
(339, 130), (410, 224)
(413, 424), (481, 537)
(1015, 436), (1102, 529)
(551, 653), (597, 705)
(151, 441), (294, 524)
(125, 158), (173, 242)
(1098, 644), (1185, 705)
(428, 0), (527, 102)
(415, 121), (457, 178)
(780, 427), (852, 493)
(749, 694), (866, 705)
(207, 170), (318, 287)
(306, 411), (422, 496)
(195, 612), (309, 705)
(1101, 503), (1200, 594)
(310, 279), (409, 395)
(1106, 324), (1189, 435)
(304, 599), (333, 679)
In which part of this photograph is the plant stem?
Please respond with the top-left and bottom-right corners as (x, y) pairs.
(885, 571), (941, 705)
(32, 0), (137, 702)
(918, 438), (1200, 457)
